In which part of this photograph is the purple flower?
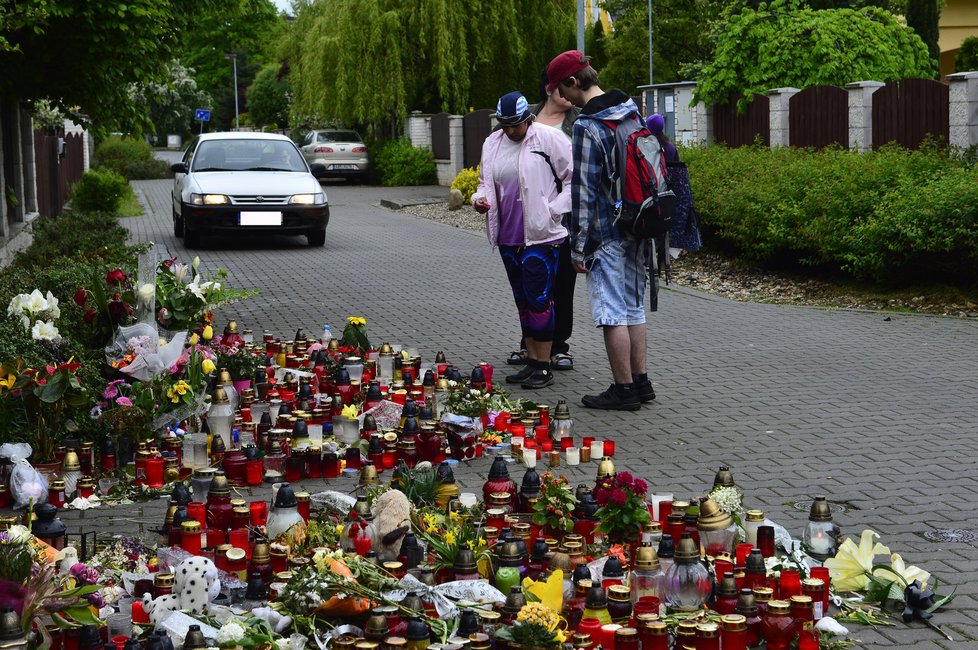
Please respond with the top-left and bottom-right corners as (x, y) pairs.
(89, 405), (103, 419)
(70, 563), (99, 585)
(86, 591), (105, 609)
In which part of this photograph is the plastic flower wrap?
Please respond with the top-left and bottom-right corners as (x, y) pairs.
(105, 323), (187, 382)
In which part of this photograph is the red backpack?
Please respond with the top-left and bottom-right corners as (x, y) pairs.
(602, 115), (676, 239)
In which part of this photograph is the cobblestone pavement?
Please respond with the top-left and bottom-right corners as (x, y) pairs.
(43, 177), (978, 648)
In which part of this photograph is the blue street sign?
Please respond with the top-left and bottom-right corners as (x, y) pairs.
(195, 109), (211, 122)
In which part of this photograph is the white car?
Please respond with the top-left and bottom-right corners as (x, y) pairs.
(299, 129), (370, 183)
(171, 132), (329, 247)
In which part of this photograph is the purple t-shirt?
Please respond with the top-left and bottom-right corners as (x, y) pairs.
(494, 135), (524, 245)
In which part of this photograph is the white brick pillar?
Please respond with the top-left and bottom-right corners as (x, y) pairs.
(947, 71), (978, 150)
(767, 87), (799, 148)
(19, 105), (38, 216)
(693, 101), (713, 146)
(846, 81), (885, 152)
(406, 111), (432, 151)
(448, 115), (464, 177)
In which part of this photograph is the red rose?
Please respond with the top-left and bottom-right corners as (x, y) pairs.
(616, 471), (634, 488)
(610, 489), (628, 506)
(83, 307), (97, 325)
(105, 268), (127, 284)
(73, 289), (87, 307)
(594, 487), (609, 506)
(634, 479), (648, 495)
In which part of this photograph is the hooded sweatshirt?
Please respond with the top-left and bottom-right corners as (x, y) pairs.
(569, 89), (640, 263)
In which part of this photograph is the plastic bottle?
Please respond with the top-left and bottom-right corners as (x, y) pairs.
(321, 325), (332, 346)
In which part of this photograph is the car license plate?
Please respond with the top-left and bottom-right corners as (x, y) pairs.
(239, 211), (282, 226)
(331, 164), (356, 170)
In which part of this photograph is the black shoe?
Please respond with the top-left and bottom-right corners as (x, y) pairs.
(521, 368), (554, 389)
(582, 384), (641, 411)
(634, 377), (656, 402)
(505, 365), (535, 384)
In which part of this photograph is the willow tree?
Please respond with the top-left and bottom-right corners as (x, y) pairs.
(287, 0), (575, 134)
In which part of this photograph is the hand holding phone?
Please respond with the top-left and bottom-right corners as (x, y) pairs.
(473, 197), (490, 214)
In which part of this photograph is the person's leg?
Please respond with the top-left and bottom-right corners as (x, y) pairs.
(500, 246), (535, 384)
(550, 240), (576, 366)
(519, 245), (558, 389)
(623, 239), (654, 402)
(603, 325), (632, 384)
(628, 323), (646, 376)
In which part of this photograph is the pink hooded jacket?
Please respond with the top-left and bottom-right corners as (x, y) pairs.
(471, 122), (572, 248)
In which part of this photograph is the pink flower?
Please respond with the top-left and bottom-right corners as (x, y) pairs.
(594, 487), (610, 506)
(634, 479), (648, 495)
(616, 471), (634, 488)
(103, 384), (119, 399)
(70, 563), (99, 585)
(115, 397), (132, 407)
(610, 489), (628, 506)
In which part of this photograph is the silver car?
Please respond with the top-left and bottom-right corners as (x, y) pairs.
(299, 129), (369, 183)
(171, 132), (329, 247)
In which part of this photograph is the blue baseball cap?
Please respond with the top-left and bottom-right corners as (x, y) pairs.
(495, 92), (532, 126)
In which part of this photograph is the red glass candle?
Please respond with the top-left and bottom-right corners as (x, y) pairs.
(230, 507), (250, 530)
(735, 543), (754, 568)
(48, 482), (67, 508)
(207, 528), (226, 548)
(145, 455), (165, 489)
(604, 440), (616, 457)
(810, 567), (831, 614)
(215, 544), (232, 572)
(779, 570), (802, 599)
(560, 437), (575, 451)
(494, 411), (510, 432)
(715, 557), (734, 580)
(285, 456), (304, 483)
(297, 493), (310, 521)
(720, 615), (747, 650)
(250, 501), (268, 527)
(181, 521), (203, 555)
(307, 449), (323, 478)
(229, 528), (249, 553)
(798, 630), (820, 650)
(657, 500), (672, 529)
(345, 446), (361, 470)
(756, 526), (775, 558)
(0, 484), (10, 508)
(246, 460), (264, 486)
(187, 502), (207, 526)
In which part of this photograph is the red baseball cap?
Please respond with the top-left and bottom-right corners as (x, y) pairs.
(546, 50), (590, 94)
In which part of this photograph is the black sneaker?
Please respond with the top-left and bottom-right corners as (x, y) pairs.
(581, 384), (641, 411)
(505, 365), (535, 384)
(521, 368), (554, 389)
(634, 377), (656, 402)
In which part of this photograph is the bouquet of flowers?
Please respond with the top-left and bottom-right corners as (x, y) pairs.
(532, 472), (577, 535)
(74, 267), (136, 347)
(594, 470), (651, 543)
(411, 506), (490, 573)
(340, 316), (370, 353)
(7, 289), (62, 343)
(211, 342), (264, 380)
(154, 257), (257, 334)
(494, 602), (566, 649)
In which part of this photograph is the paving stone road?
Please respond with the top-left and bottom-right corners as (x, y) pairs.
(49, 174), (978, 648)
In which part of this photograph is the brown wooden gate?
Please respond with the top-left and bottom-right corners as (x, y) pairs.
(872, 78), (949, 150)
(430, 112), (451, 160)
(713, 94), (770, 147)
(33, 131), (84, 217)
(789, 85), (848, 149)
(463, 109), (492, 168)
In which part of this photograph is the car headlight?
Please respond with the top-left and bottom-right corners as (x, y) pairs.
(191, 193), (230, 206)
(290, 193), (325, 205)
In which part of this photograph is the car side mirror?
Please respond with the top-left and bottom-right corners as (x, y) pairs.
(170, 162), (188, 174)
(309, 163), (326, 178)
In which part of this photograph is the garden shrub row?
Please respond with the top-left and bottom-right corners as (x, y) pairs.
(682, 144), (978, 282)
(94, 136), (171, 181)
(373, 138), (437, 186)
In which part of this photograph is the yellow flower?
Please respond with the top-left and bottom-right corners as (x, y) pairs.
(202, 325), (213, 341)
(167, 389), (179, 403)
(189, 333), (199, 346)
(201, 358), (216, 375)
(523, 570), (564, 612)
(336, 524), (344, 535)
(341, 404), (359, 419)
(874, 553), (930, 590)
(824, 529), (891, 592)
(444, 530), (457, 546)
(448, 511), (462, 525)
(347, 316), (366, 326)
(174, 381), (189, 395)
(0, 371), (16, 393)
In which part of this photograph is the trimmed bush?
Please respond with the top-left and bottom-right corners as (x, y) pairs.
(70, 168), (130, 213)
(95, 136), (171, 180)
(374, 139), (437, 186)
(682, 143), (978, 282)
(451, 165), (480, 204)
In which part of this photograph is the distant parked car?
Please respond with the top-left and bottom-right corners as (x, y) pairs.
(170, 132), (329, 248)
(299, 129), (370, 183)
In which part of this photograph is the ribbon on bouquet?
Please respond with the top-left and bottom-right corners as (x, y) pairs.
(382, 573), (505, 619)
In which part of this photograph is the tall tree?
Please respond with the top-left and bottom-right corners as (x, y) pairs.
(131, 61), (213, 142)
(905, 0), (941, 76)
(695, 0), (935, 107)
(247, 64), (290, 129)
(285, 0), (574, 134)
(0, 0), (228, 134)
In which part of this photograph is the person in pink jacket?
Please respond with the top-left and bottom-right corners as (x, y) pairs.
(472, 91), (573, 389)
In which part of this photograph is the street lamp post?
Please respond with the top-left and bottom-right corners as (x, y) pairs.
(648, 0), (654, 86)
(225, 53), (239, 131)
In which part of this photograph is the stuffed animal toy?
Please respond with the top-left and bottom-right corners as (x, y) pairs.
(143, 556), (221, 625)
(371, 489), (411, 562)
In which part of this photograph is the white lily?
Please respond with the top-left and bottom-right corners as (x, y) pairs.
(31, 320), (60, 342)
(874, 552), (930, 591)
(173, 262), (190, 284)
(3, 524), (31, 544)
(824, 529), (890, 592)
(192, 255), (200, 272)
(6, 293), (25, 317)
(186, 274), (206, 300)
(45, 291), (60, 319)
(26, 288), (48, 314)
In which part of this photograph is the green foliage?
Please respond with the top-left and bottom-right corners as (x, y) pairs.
(584, 20), (609, 77)
(682, 143), (978, 281)
(450, 166), (480, 204)
(286, 0), (575, 133)
(905, 0), (940, 74)
(16, 210), (137, 271)
(694, 0), (936, 108)
(130, 60), (213, 142)
(955, 36), (978, 73)
(95, 137), (171, 180)
(247, 64), (290, 128)
(0, 0), (223, 135)
(70, 169), (130, 213)
(373, 139), (437, 186)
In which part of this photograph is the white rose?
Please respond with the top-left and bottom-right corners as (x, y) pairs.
(137, 283), (155, 304)
(4, 525), (30, 544)
(216, 621), (246, 644)
(32, 320), (60, 342)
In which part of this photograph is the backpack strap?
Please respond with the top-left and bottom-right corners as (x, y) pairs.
(530, 150), (562, 194)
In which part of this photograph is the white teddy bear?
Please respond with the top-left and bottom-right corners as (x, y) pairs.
(143, 556), (221, 626)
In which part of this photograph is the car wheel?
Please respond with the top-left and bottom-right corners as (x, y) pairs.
(173, 215), (184, 238)
(184, 226), (201, 249)
(307, 230), (326, 247)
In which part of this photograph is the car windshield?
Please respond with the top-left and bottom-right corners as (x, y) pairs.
(192, 139), (306, 172)
(316, 131), (362, 143)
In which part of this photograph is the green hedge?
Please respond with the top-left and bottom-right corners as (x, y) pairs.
(682, 143), (978, 282)
(373, 139), (437, 186)
(95, 136), (171, 180)
(70, 168), (130, 213)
